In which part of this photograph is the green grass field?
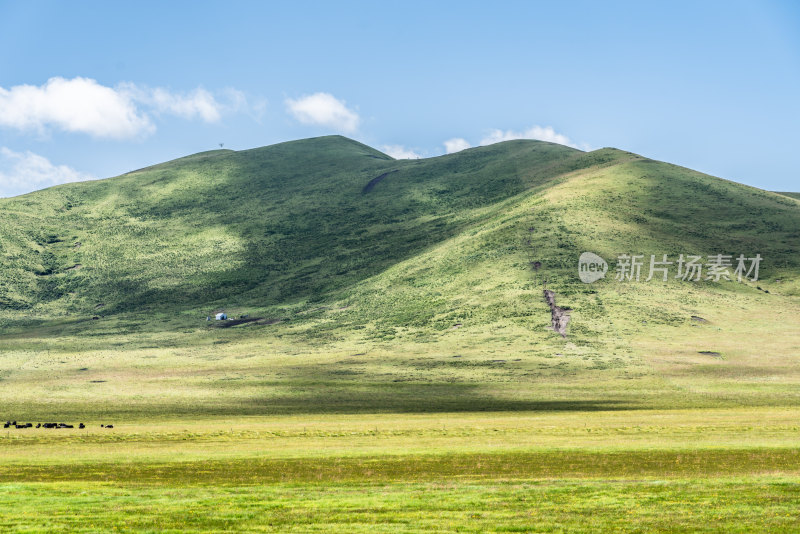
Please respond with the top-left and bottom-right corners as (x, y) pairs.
(0, 137), (798, 531)
(2, 410), (800, 532)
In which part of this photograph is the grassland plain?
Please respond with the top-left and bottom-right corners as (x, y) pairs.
(0, 136), (798, 531)
(2, 410), (800, 532)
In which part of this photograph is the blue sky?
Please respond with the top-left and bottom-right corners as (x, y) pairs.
(0, 0), (798, 196)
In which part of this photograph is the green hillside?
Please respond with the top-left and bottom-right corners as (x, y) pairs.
(0, 135), (582, 317)
(0, 135), (798, 418)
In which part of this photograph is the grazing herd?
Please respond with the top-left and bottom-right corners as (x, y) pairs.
(4, 421), (113, 429)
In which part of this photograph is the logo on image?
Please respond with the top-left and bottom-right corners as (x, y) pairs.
(578, 252), (608, 283)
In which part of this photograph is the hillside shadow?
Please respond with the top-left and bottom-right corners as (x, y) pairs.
(5, 381), (647, 421)
(239, 383), (637, 415)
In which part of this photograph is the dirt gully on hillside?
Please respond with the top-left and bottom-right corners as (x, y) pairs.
(544, 289), (570, 338)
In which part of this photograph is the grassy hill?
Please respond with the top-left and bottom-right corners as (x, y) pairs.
(2, 135), (799, 531)
(0, 135), (798, 419)
(0, 136), (582, 316)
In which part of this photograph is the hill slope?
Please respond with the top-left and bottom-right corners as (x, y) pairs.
(0, 136), (583, 316)
(0, 135), (798, 418)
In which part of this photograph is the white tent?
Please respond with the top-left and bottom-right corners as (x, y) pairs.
(215, 312), (227, 320)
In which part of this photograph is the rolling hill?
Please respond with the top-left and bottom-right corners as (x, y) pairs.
(0, 136), (583, 316)
(0, 135), (798, 418)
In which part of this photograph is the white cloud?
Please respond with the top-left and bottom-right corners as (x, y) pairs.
(121, 84), (222, 122)
(0, 77), (257, 139)
(0, 77), (153, 139)
(221, 87), (267, 122)
(381, 145), (422, 159)
(285, 92), (360, 133)
(444, 138), (471, 154)
(480, 126), (579, 149)
(0, 147), (94, 197)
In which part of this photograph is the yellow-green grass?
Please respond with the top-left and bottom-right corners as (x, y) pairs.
(1, 283), (797, 421)
(0, 414), (799, 532)
(2, 409), (800, 465)
(1, 478), (799, 533)
(1, 410), (800, 531)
